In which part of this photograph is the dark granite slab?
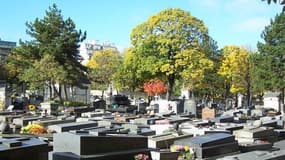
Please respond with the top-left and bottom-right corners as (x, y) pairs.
(187, 133), (235, 147)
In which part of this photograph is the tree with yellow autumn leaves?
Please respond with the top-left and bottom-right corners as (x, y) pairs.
(86, 48), (122, 96)
(218, 45), (253, 107)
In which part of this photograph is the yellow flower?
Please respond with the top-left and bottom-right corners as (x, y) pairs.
(170, 145), (177, 152)
(184, 145), (190, 152)
(28, 105), (36, 111)
(20, 124), (47, 134)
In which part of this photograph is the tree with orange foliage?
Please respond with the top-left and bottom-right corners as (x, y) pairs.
(143, 79), (167, 101)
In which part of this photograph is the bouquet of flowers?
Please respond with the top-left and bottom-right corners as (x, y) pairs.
(134, 153), (149, 160)
(170, 144), (193, 160)
(20, 123), (47, 134)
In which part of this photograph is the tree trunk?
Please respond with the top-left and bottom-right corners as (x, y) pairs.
(22, 82), (26, 97)
(224, 83), (230, 100)
(166, 74), (175, 100)
(279, 88), (285, 114)
(130, 88), (135, 100)
(63, 84), (68, 101)
(245, 67), (252, 107)
(49, 82), (52, 100)
(246, 85), (251, 107)
(52, 83), (63, 103)
(71, 85), (74, 100)
(148, 96), (152, 105)
(109, 85), (113, 109)
(59, 84), (62, 101)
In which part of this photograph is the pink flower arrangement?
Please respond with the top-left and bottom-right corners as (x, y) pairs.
(170, 144), (193, 160)
(170, 145), (190, 152)
(134, 153), (149, 160)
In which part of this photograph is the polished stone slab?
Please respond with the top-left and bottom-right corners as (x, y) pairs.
(48, 121), (98, 133)
(0, 137), (49, 160)
(53, 132), (148, 155)
(148, 133), (193, 149)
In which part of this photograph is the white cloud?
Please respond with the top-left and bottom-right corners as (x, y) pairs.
(235, 17), (270, 32)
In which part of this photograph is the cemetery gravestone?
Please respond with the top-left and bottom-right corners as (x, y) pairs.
(32, 116), (75, 127)
(174, 133), (239, 159)
(52, 131), (154, 160)
(13, 116), (42, 127)
(183, 99), (196, 115)
(151, 150), (180, 160)
(217, 150), (285, 160)
(202, 107), (215, 120)
(48, 121), (98, 133)
(214, 115), (234, 123)
(0, 137), (49, 160)
(233, 127), (277, 143)
(40, 102), (58, 115)
(148, 133), (193, 149)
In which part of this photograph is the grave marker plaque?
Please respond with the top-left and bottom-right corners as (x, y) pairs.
(202, 107), (215, 120)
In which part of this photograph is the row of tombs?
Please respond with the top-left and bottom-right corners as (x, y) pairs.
(1, 127), (285, 160)
(0, 107), (285, 159)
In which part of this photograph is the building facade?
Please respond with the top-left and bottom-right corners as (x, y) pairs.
(0, 40), (16, 60)
(79, 40), (118, 64)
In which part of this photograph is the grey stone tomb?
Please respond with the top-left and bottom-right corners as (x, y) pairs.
(0, 137), (49, 160)
(52, 131), (154, 160)
(174, 133), (239, 159)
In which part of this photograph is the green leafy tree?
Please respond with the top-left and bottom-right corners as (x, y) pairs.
(86, 49), (122, 96)
(5, 4), (87, 102)
(0, 62), (6, 80)
(113, 48), (145, 95)
(192, 38), (224, 102)
(131, 8), (213, 100)
(20, 54), (67, 98)
(5, 42), (39, 91)
(257, 12), (285, 112)
(249, 53), (268, 95)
